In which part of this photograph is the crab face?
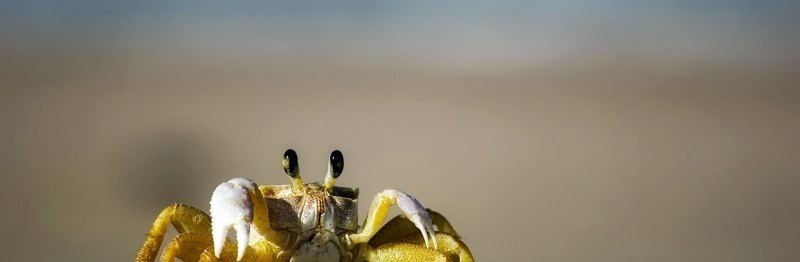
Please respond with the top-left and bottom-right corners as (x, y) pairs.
(258, 149), (361, 260)
(258, 150), (360, 235)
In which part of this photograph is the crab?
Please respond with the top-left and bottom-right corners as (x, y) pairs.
(137, 149), (473, 262)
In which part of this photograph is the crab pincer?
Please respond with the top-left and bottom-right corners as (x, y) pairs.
(347, 188), (439, 250)
(209, 178), (257, 261)
(389, 189), (439, 249)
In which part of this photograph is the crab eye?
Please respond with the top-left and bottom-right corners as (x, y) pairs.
(283, 149), (299, 178)
(330, 150), (344, 178)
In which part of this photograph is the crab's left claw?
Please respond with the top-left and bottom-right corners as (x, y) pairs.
(348, 189), (439, 250)
(210, 178), (256, 261)
(392, 190), (438, 250)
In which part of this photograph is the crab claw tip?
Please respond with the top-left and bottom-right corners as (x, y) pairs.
(234, 223), (250, 261)
(212, 225), (227, 258)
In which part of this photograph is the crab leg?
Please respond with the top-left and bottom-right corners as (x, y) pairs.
(160, 232), (213, 262)
(358, 209), (474, 262)
(136, 204), (211, 262)
(364, 233), (474, 262)
(347, 189), (438, 249)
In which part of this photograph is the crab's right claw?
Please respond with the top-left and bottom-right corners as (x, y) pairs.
(392, 190), (438, 250)
(210, 178), (256, 261)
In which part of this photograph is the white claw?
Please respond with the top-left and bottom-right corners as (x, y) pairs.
(410, 214), (431, 248)
(210, 178), (255, 261)
(391, 189), (438, 250)
(234, 223), (250, 261)
(212, 223), (230, 258)
(427, 213), (438, 249)
(424, 216), (438, 250)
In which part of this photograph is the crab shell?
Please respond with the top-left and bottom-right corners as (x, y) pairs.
(260, 183), (359, 233)
(257, 183), (360, 260)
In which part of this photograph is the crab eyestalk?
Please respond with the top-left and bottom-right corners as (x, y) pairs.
(323, 150), (344, 191)
(283, 149), (304, 192)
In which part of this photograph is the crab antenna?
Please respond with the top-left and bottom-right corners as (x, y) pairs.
(283, 149), (304, 192)
(323, 150), (344, 191)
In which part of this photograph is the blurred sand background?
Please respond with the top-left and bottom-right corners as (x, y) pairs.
(2, 1), (800, 261)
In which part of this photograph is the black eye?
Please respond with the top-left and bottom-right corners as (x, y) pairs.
(283, 149), (299, 177)
(330, 150), (344, 178)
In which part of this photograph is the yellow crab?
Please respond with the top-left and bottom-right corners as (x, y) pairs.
(136, 149), (473, 262)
